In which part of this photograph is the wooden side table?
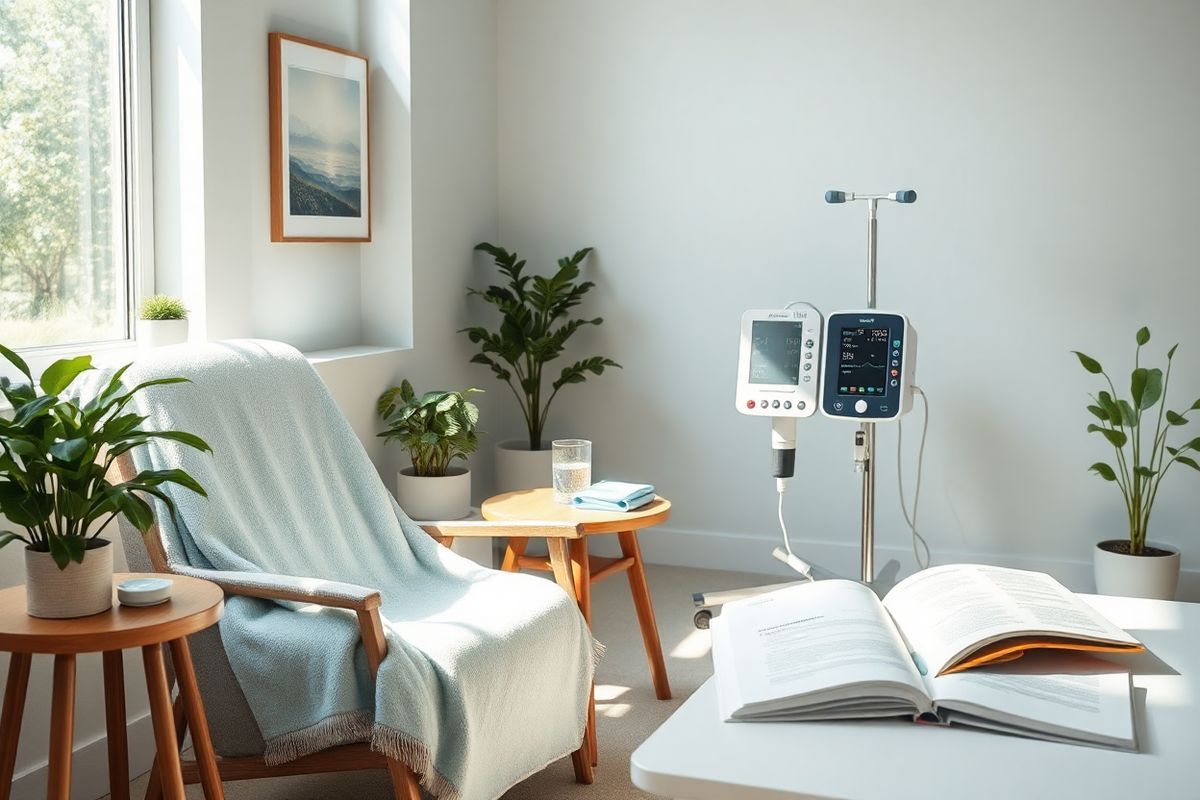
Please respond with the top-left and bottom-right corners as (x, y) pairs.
(482, 488), (674, 701)
(0, 573), (225, 800)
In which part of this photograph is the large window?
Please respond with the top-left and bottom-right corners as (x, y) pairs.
(0, 0), (133, 351)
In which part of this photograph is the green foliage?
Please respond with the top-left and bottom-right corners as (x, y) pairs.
(1075, 328), (1199, 555)
(462, 243), (620, 450)
(0, 0), (116, 323)
(377, 380), (482, 477)
(139, 295), (188, 321)
(0, 345), (211, 569)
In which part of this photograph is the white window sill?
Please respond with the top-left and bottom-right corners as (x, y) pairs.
(303, 344), (410, 365)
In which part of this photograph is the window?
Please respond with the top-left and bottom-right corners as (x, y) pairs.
(0, 0), (137, 352)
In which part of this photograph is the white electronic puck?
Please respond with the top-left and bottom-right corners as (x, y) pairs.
(117, 577), (174, 607)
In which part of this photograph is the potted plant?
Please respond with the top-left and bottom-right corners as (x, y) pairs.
(137, 294), (189, 349)
(0, 344), (210, 618)
(378, 380), (482, 521)
(463, 242), (620, 492)
(1074, 327), (1199, 600)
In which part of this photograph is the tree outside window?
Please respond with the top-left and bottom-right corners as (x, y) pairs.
(0, 0), (128, 350)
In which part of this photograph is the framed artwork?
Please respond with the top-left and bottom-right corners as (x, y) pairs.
(269, 33), (371, 242)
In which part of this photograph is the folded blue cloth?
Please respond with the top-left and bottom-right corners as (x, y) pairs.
(572, 480), (656, 512)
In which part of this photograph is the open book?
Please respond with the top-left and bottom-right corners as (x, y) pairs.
(712, 564), (1144, 750)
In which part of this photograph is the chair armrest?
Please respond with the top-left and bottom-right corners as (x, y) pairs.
(418, 520), (584, 540)
(169, 566), (382, 611)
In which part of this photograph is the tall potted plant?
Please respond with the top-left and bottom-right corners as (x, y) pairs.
(378, 380), (482, 520)
(0, 345), (210, 618)
(463, 242), (619, 492)
(1074, 327), (1198, 600)
(137, 294), (189, 349)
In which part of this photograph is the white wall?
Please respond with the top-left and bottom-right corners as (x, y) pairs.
(495, 0), (1200, 590)
(198, 0), (365, 350)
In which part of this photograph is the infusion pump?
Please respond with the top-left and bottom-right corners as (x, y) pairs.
(734, 307), (823, 418)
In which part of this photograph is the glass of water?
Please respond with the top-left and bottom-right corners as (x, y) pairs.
(552, 439), (592, 505)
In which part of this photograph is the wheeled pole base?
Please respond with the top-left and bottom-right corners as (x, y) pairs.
(691, 581), (808, 629)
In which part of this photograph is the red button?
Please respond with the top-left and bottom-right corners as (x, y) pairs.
(746, 400), (756, 409)
(891, 369), (899, 377)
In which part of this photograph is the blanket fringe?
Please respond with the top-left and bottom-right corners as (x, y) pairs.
(591, 636), (607, 668)
(372, 723), (462, 800)
(262, 709), (374, 766)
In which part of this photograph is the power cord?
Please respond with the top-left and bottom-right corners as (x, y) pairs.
(773, 486), (814, 581)
(897, 386), (931, 570)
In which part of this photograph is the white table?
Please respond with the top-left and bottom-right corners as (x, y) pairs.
(631, 594), (1195, 799)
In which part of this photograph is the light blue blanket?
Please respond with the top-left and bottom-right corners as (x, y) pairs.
(111, 341), (599, 800)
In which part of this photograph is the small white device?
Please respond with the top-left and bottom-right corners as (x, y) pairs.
(117, 577), (173, 607)
(820, 310), (917, 421)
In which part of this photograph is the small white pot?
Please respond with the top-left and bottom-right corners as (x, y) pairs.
(25, 539), (115, 618)
(396, 466), (472, 521)
(494, 440), (553, 494)
(137, 318), (188, 349)
(1093, 540), (1181, 601)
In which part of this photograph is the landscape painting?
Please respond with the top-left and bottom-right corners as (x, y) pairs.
(269, 33), (370, 241)
(287, 67), (361, 218)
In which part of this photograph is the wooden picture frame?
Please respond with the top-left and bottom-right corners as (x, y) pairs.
(269, 33), (371, 242)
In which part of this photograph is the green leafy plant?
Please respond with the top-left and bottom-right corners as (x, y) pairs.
(139, 294), (188, 321)
(0, 344), (211, 568)
(462, 242), (620, 451)
(1074, 327), (1200, 555)
(377, 380), (482, 477)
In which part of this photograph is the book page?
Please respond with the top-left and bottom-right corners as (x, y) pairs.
(714, 579), (929, 720)
(882, 564), (1140, 676)
(929, 652), (1135, 750)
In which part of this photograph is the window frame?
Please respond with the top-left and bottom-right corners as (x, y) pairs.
(0, 0), (154, 384)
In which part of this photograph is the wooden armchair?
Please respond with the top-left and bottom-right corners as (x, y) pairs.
(113, 454), (594, 800)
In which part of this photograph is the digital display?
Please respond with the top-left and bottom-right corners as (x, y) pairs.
(838, 327), (891, 396)
(748, 320), (804, 385)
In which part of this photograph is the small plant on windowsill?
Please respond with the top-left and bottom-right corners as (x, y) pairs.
(1074, 326), (1199, 600)
(0, 344), (211, 618)
(137, 294), (189, 349)
(377, 380), (482, 521)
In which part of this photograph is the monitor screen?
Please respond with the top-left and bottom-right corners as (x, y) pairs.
(748, 320), (804, 385)
(837, 327), (890, 396)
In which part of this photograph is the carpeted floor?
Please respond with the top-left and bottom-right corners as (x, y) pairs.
(112, 563), (776, 800)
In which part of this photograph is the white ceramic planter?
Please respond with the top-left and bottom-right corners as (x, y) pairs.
(25, 539), (114, 618)
(137, 318), (188, 349)
(494, 440), (553, 494)
(1093, 540), (1181, 600)
(396, 466), (472, 521)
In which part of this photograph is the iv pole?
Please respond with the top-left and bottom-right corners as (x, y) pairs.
(825, 189), (917, 584)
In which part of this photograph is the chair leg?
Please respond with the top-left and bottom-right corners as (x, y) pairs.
(386, 758), (421, 800)
(570, 735), (594, 785)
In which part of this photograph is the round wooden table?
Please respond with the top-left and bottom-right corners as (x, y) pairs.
(0, 573), (225, 800)
(482, 488), (674, 702)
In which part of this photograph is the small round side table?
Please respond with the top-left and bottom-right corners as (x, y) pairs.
(0, 573), (225, 800)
